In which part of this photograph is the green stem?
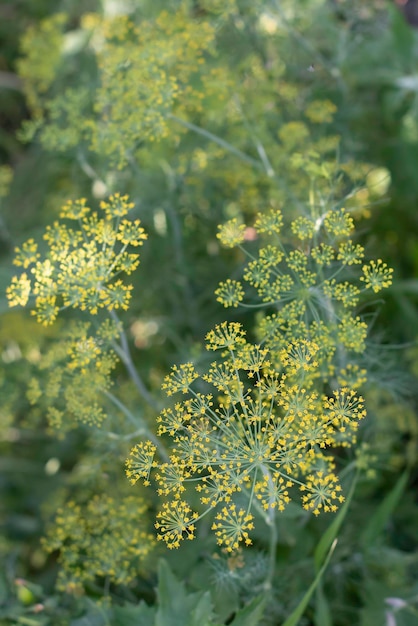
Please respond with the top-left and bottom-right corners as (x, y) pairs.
(103, 389), (169, 462)
(283, 540), (338, 626)
(106, 427), (150, 441)
(109, 309), (161, 413)
(266, 509), (278, 590)
(259, 464), (278, 589)
(168, 114), (263, 169)
(233, 97), (276, 178)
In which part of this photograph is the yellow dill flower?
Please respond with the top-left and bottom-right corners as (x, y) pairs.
(300, 471), (344, 516)
(254, 207), (283, 234)
(155, 501), (198, 549)
(278, 121), (310, 149)
(66, 335), (101, 370)
(215, 279), (245, 307)
(360, 259), (394, 293)
(257, 274), (295, 304)
(254, 474), (293, 511)
(337, 240), (364, 265)
(7, 194), (146, 323)
(305, 99), (337, 124)
(217, 218), (246, 248)
(6, 274), (31, 308)
(116, 220), (147, 246)
(13, 239), (40, 268)
(211, 505), (254, 552)
(126, 442), (157, 486)
(337, 315), (368, 353)
(259, 244), (284, 266)
(291, 216), (316, 240)
(17, 13), (67, 114)
(43, 494), (155, 591)
(60, 197), (90, 220)
(337, 364), (367, 390)
(128, 331), (367, 550)
(323, 280), (361, 308)
(162, 363), (199, 395)
(324, 208), (354, 237)
(279, 340), (319, 376)
(311, 243), (335, 266)
(100, 193), (133, 218)
(205, 322), (246, 350)
(243, 258), (272, 289)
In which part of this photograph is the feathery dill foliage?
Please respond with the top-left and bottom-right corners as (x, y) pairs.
(126, 206), (392, 552)
(7, 194), (146, 326)
(42, 494), (155, 593)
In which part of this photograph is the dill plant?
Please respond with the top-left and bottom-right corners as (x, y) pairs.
(3, 1), (408, 621)
(6, 174), (393, 599)
(125, 203), (392, 562)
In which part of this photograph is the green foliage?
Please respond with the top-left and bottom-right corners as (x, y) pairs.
(1, 1), (418, 625)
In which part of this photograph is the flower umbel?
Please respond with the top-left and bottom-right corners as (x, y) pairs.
(7, 194), (146, 324)
(127, 332), (366, 550)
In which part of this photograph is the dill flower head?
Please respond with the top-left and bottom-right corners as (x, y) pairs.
(215, 199), (393, 386)
(43, 493), (156, 592)
(127, 325), (366, 551)
(7, 194), (146, 325)
(17, 10), (216, 167)
(26, 320), (119, 430)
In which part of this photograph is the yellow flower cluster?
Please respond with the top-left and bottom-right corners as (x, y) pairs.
(17, 13), (67, 115)
(7, 194), (146, 325)
(127, 324), (366, 551)
(216, 205), (393, 385)
(18, 10), (216, 167)
(26, 320), (119, 429)
(43, 494), (155, 593)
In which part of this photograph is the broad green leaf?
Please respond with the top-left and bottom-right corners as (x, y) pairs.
(389, 3), (415, 65)
(314, 583), (332, 626)
(156, 559), (214, 626)
(283, 540), (337, 626)
(360, 470), (409, 547)
(111, 602), (155, 626)
(190, 593), (215, 626)
(70, 611), (109, 626)
(228, 594), (266, 626)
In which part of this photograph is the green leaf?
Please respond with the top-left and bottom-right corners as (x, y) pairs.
(389, 3), (415, 65)
(360, 470), (409, 547)
(189, 593), (215, 626)
(70, 611), (109, 626)
(156, 559), (214, 626)
(314, 583), (332, 626)
(0, 573), (8, 605)
(228, 595), (266, 626)
(111, 602), (156, 626)
(283, 540), (337, 626)
(314, 474), (358, 571)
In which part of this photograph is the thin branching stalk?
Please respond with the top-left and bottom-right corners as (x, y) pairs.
(233, 97), (276, 178)
(103, 389), (169, 462)
(260, 464), (278, 589)
(109, 309), (161, 413)
(168, 113), (264, 169)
